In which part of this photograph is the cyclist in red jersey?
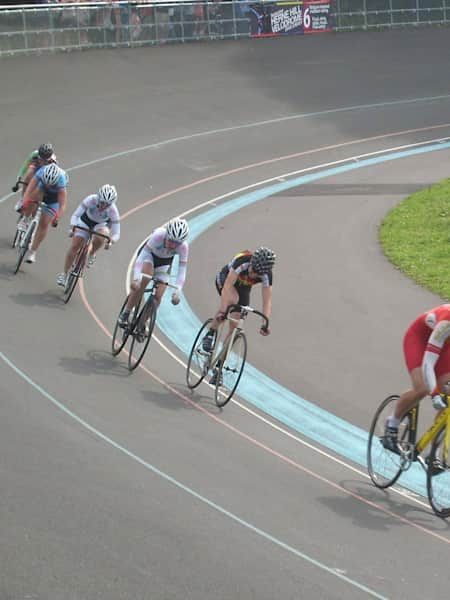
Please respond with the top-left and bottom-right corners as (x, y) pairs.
(384, 303), (450, 450)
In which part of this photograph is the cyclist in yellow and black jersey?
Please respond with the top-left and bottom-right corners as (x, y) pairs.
(202, 247), (276, 352)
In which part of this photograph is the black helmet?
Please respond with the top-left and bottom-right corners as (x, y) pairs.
(251, 247), (276, 274)
(38, 143), (53, 160)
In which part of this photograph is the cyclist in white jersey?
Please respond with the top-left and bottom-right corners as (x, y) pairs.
(118, 217), (189, 327)
(56, 185), (120, 286)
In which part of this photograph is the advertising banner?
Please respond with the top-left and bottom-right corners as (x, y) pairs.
(249, 1), (333, 36)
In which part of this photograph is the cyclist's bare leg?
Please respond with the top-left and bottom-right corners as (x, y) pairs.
(90, 228), (109, 256)
(30, 212), (52, 252)
(64, 235), (85, 273)
(210, 288), (240, 332)
(394, 367), (428, 420)
(125, 262), (154, 313)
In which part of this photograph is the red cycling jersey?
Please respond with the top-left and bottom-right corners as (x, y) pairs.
(404, 304), (450, 392)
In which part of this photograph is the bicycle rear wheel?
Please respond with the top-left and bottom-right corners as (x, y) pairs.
(13, 220), (36, 274)
(63, 246), (86, 304)
(112, 296), (133, 356)
(214, 331), (247, 408)
(367, 394), (410, 488)
(427, 426), (450, 518)
(128, 296), (156, 371)
(186, 318), (214, 389)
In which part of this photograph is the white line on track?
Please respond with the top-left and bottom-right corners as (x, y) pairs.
(0, 351), (390, 599)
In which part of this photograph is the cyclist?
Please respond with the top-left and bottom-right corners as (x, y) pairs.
(13, 143), (57, 212)
(20, 163), (68, 264)
(56, 184), (120, 287)
(201, 247), (275, 384)
(384, 303), (450, 451)
(117, 217), (189, 327)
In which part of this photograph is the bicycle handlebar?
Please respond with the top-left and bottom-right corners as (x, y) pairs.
(11, 178), (27, 193)
(140, 273), (179, 290)
(72, 225), (111, 242)
(224, 303), (269, 329)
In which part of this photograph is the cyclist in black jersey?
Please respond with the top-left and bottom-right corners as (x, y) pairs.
(202, 247), (276, 353)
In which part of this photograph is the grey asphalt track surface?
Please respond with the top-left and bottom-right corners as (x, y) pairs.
(1, 28), (450, 600)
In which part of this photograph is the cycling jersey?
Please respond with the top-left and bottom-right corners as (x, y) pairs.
(70, 194), (121, 242)
(134, 226), (189, 290)
(17, 149), (57, 179)
(404, 304), (450, 393)
(217, 250), (273, 289)
(34, 165), (68, 204)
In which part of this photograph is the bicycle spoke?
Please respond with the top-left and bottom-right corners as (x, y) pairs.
(367, 395), (410, 488)
(62, 246), (86, 304)
(13, 220), (36, 275)
(427, 427), (450, 518)
(128, 297), (156, 371)
(186, 318), (214, 389)
(215, 331), (247, 408)
(112, 297), (133, 356)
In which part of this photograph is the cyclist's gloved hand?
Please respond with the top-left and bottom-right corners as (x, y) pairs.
(216, 311), (226, 322)
(12, 182), (19, 193)
(171, 292), (180, 306)
(68, 228), (74, 238)
(432, 393), (448, 410)
(260, 325), (270, 336)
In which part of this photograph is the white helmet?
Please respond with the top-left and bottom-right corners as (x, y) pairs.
(42, 163), (62, 187)
(97, 184), (117, 207)
(166, 217), (189, 243)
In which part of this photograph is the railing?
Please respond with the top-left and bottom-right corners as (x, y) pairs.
(0, 1), (257, 55)
(0, 0), (448, 56)
(334, 0), (450, 30)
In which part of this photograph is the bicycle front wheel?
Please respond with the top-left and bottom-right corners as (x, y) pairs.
(186, 318), (214, 389)
(12, 218), (23, 249)
(128, 297), (156, 371)
(367, 394), (410, 488)
(112, 296), (132, 356)
(63, 248), (85, 304)
(13, 220), (36, 275)
(215, 331), (247, 408)
(427, 426), (450, 518)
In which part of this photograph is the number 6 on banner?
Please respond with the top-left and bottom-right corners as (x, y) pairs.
(303, 6), (311, 29)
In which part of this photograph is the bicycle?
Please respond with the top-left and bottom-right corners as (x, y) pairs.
(367, 389), (450, 518)
(11, 179), (27, 249)
(13, 202), (42, 275)
(111, 274), (178, 372)
(62, 225), (111, 304)
(186, 303), (269, 408)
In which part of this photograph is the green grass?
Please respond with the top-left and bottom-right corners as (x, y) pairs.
(379, 178), (450, 300)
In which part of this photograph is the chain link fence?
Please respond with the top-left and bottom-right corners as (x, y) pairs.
(0, 0), (448, 56)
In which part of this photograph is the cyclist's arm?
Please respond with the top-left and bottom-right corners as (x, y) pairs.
(23, 175), (39, 199)
(174, 243), (189, 290)
(422, 319), (450, 392)
(261, 284), (272, 320)
(109, 206), (121, 242)
(70, 201), (86, 226)
(56, 188), (68, 215)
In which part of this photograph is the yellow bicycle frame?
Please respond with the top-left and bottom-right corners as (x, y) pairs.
(415, 405), (450, 463)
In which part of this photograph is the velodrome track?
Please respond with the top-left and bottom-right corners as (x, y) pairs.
(1, 28), (450, 599)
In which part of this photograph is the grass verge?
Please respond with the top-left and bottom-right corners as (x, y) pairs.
(379, 178), (450, 300)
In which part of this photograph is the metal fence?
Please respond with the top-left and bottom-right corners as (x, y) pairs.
(0, 0), (449, 56)
(334, 0), (450, 30)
